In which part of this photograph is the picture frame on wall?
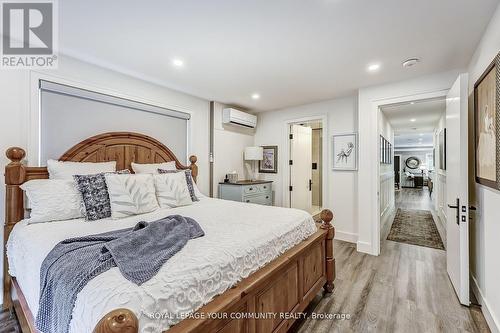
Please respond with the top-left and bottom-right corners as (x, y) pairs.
(258, 145), (278, 173)
(385, 139), (388, 163)
(474, 52), (499, 190)
(333, 133), (358, 171)
(379, 135), (392, 164)
(385, 140), (389, 164)
(389, 142), (392, 164)
(380, 135), (384, 163)
(439, 128), (447, 170)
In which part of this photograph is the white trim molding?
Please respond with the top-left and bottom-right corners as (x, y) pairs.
(335, 230), (358, 243)
(471, 274), (500, 333)
(282, 114), (328, 209)
(358, 85), (451, 256)
(356, 240), (372, 253)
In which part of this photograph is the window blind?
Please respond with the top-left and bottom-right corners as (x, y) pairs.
(39, 80), (189, 164)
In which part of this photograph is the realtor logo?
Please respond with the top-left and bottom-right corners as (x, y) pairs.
(1, 0), (58, 68)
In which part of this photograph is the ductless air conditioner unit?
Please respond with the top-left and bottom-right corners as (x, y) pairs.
(222, 108), (257, 128)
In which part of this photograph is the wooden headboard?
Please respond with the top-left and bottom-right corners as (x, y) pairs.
(3, 131), (198, 309)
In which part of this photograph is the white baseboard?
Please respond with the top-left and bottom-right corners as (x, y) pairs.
(334, 230), (358, 243)
(357, 240), (373, 254)
(471, 274), (500, 333)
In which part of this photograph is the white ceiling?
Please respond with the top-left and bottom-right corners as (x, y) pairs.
(59, 0), (499, 111)
(381, 98), (446, 133)
(394, 132), (434, 148)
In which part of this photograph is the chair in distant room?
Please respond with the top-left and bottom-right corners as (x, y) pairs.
(403, 171), (415, 188)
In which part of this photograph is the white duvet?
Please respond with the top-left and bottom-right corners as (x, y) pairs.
(7, 197), (317, 333)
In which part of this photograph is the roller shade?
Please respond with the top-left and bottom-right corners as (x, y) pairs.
(39, 80), (189, 164)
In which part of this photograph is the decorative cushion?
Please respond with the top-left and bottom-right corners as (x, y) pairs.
(157, 169), (199, 202)
(73, 170), (130, 221)
(154, 172), (193, 208)
(104, 174), (159, 219)
(131, 161), (176, 174)
(21, 179), (83, 223)
(47, 160), (116, 180)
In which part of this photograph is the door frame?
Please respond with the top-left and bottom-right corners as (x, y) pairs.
(394, 154), (402, 188)
(283, 115), (328, 209)
(370, 90), (449, 255)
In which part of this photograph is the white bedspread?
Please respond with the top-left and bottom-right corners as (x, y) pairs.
(7, 197), (317, 333)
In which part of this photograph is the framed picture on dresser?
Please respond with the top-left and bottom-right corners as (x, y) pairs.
(474, 51), (500, 190)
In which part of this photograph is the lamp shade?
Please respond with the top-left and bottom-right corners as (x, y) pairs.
(244, 146), (263, 160)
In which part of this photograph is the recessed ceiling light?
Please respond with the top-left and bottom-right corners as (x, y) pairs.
(402, 58), (420, 68)
(367, 63), (381, 73)
(410, 102), (415, 105)
(172, 58), (184, 67)
(410, 118), (416, 122)
(251, 93), (260, 100)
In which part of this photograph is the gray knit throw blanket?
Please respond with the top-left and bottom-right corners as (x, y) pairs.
(36, 215), (204, 333)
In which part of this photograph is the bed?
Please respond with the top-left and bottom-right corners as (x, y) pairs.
(3, 132), (335, 333)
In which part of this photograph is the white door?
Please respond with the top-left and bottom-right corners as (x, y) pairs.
(445, 73), (470, 305)
(290, 124), (312, 212)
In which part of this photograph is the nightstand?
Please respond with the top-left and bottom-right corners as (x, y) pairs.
(218, 180), (273, 206)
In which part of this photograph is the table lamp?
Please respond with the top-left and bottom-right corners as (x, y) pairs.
(244, 146), (263, 181)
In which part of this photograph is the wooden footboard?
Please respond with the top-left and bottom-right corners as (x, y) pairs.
(4, 138), (334, 333)
(94, 210), (335, 333)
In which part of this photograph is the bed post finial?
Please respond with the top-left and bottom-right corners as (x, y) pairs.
(320, 209), (335, 293)
(4, 147), (27, 310)
(189, 155), (198, 183)
(93, 308), (138, 333)
(6, 147), (26, 163)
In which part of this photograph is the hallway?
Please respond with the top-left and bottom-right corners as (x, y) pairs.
(297, 188), (489, 332)
(395, 187), (433, 210)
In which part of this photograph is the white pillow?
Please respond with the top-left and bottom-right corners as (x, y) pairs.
(192, 181), (204, 198)
(21, 179), (83, 223)
(131, 161), (176, 174)
(47, 160), (116, 179)
(154, 173), (193, 208)
(105, 174), (159, 219)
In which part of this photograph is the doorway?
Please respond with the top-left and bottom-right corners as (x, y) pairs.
(286, 118), (325, 215)
(379, 97), (447, 247)
(394, 155), (401, 190)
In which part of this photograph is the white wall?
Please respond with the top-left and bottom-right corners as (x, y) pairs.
(378, 111), (395, 237)
(255, 96), (359, 242)
(467, 4), (500, 332)
(432, 113), (448, 231)
(357, 69), (461, 254)
(212, 103), (255, 197)
(0, 55), (210, 304)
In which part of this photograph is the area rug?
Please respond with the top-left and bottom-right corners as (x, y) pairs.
(387, 208), (445, 250)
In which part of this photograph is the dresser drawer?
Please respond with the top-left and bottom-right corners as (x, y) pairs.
(218, 182), (273, 206)
(243, 193), (272, 205)
(243, 183), (271, 195)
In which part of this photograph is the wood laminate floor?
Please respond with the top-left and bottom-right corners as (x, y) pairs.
(294, 187), (489, 333)
(1, 188), (489, 332)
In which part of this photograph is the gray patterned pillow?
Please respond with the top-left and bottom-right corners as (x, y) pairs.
(157, 169), (198, 202)
(73, 170), (130, 221)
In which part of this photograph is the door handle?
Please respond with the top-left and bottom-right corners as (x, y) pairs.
(309, 179), (312, 191)
(448, 198), (460, 225)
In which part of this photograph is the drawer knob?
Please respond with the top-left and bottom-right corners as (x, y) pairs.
(246, 200), (250, 203)
(266, 196), (269, 199)
(249, 187), (253, 190)
(263, 186), (267, 189)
